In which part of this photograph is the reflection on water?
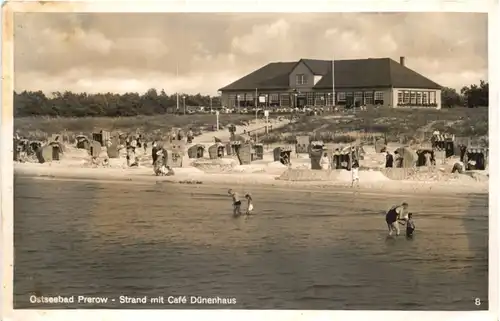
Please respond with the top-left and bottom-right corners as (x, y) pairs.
(14, 177), (488, 310)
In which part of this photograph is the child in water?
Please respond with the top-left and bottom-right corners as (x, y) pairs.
(404, 213), (416, 238)
(245, 193), (254, 215)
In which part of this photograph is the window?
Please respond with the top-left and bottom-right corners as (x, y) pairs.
(337, 92), (346, 102)
(410, 92), (416, 104)
(422, 92), (429, 105)
(374, 91), (384, 104)
(306, 92), (314, 106)
(326, 93), (333, 105)
(235, 94), (243, 107)
(416, 92), (422, 105)
(398, 91), (403, 104)
(314, 93), (325, 105)
(403, 91), (410, 104)
(244, 93), (254, 107)
(430, 91), (436, 104)
(354, 92), (363, 102)
(270, 94), (279, 103)
(364, 91), (374, 104)
(296, 74), (307, 85)
(280, 94), (290, 107)
(229, 94), (237, 108)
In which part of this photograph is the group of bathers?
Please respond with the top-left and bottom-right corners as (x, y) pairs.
(385, 202), (415, 237)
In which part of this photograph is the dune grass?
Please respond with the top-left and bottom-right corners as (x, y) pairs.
(14, 114), (258, 142)
(14, 107), (488, 147)
(259, 107), (489, 145)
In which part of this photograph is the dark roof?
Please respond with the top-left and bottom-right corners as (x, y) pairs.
(219, 58), (441, 91)
(219, 62), (296, 91)
(388, 59), (441, 89)
(301, 59), (331, 75)
(315, 58), (441, 89)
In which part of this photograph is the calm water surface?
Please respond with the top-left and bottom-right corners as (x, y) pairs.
(14, 176), (488, 310)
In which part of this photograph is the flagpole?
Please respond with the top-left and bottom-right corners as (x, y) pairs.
(255, 88), (258, 122)
(176, 64), (179, 113)
(332, 57), (335, 108)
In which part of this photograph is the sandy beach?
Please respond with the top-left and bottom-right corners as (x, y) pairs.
(14, 117), (488, 196)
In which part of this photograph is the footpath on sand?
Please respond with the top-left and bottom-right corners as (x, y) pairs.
(191, 118), (287, 144)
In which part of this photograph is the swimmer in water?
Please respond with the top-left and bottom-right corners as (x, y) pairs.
(228, 189), (242, 217)
(244, 193), (254, 215)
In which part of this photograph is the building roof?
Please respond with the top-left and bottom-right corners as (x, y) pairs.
(219, 58), (441, 91)
(219, 62), (296, 91)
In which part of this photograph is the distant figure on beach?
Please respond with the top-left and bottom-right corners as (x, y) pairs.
(394, 150), (402, 168)
(385, 150), (394, 168)
(351, 160), (360, 187)
(228, 189), (242, 217)
(171, 128), (178, 142)
(280, 152), (290, 166)
(451, 161), (465, 174)
(459, 145), (467, 162)
(187, 129), (194, 143)
(245, 193), (254, 215)
(136, 135), (142, 148)
(177, 129), (184, 141)
(320, 152), (330, 170)
(385, 202), (409, 236)
(126, 139), (137, 167)
(152, 141), (159, 165)
(424, 152), (432, 167)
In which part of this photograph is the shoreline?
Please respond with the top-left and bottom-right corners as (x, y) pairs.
(14, 163), (488, 197)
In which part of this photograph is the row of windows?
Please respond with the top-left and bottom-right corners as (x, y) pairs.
(230, 91), (438, 107)
(397, 91), (437, 105)
(228, 91), (387, 107)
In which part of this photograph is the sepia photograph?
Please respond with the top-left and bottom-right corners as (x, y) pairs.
(11, 11), (489, 310)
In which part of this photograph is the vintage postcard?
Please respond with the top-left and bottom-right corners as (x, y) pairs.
(1, 1), (497, 321)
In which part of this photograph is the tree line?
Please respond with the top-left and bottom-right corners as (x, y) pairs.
(14, 89), (222, 117)
(14, 81), (488, 117)
(441, 80), (488, 109)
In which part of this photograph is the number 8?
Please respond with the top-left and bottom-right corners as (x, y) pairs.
(475, 298), (481, 306)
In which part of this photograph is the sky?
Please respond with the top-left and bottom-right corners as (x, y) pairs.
(14, 12), (488, 95)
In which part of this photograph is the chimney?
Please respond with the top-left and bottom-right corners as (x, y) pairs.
(399, 56), (405, 66)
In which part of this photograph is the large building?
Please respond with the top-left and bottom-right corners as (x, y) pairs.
(219, 57), (442, 109)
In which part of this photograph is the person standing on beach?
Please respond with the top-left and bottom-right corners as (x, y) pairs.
(152, 141), (159, 165)
(187, 129), (194, 144)
(351, 160), (360, 187)
(385, 150), (394, 168)
(228, 189), (242, 217)
(320, 152), (330, 170)
(424, 152), (432, 167)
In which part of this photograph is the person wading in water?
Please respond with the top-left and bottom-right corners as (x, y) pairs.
(385, 202), (409, 236)
(228, 189), (242, 217)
